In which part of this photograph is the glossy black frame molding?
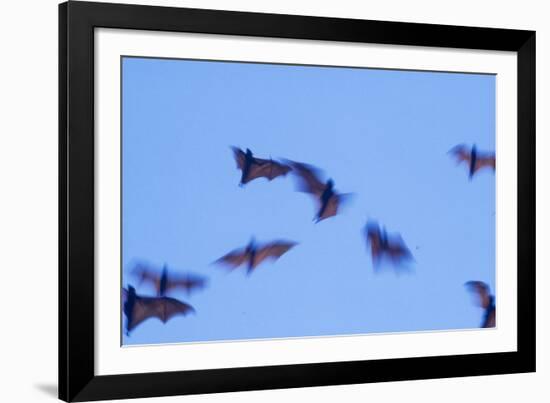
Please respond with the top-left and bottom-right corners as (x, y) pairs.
(59, 1), (536, 401)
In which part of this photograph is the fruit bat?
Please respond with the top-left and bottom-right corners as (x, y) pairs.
(465, 281), (496, 328)
(231, 147), (291, 186)
(122, 286), (194, 335)
(214, 238), (297, 274)
(364, 220), (413, 268)
(132, 263), (207, 296)
(287, 160), (351, 222)
(449, 144), (495, 179)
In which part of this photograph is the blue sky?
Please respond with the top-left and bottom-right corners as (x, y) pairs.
(121, 56), (495, 346)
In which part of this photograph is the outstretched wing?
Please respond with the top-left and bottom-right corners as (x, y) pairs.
(386, 235), (413, 262)
(165, 274), (208, 295)
(465, 281), (492, 309)
(318, 195), (339, 222)
(474, 154), (496, 173)
(214, 247), (250, 269)
(233, 148), (291, 184)
(155, 296), (195, 323)
(449, 144), (471, 165)
(125, 295), (157, 332)
(247, 158), (292, 182)
(288, 161), (326, 196)
(231, 146), (247, 170)
(127, 295), (194, 331)
(251, 241), (297, 269)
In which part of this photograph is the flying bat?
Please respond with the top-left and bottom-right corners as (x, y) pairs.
(449, 144), (495, 179)
(231, 147), (291, 186)
(122, 286), (195, 335)
(132, 263), (207, 296)
(214, 238), (297, 274)
(465, 281), (496, 328)
(364, 220), (413, 268)
(287, 160), (351, 222)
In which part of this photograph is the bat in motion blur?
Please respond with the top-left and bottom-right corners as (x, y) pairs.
(287, 160), (351, 222)
(122, 286), (194, 335)
(364, 220), (413, 268)
(465, 281), (495, 328)
(214, 238), (297, 274)
(449, 144), (495, 179)
(232, 147), (292, 186)
(132, 263), (207, 296)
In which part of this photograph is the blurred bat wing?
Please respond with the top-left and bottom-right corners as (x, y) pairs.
(317, 196), (339, 221)
(474, 154), (496, 172)
(127, 296), (194, 331)
(387, 236), (413, 261)
(252, 241), (297, 269)
(215, 248), (249, 269)
(483, 307), (496, 328)
(231, 146), (246, 170)
(268, 161), (292, 179)
(449, 144), (471, 164)
(288, 161), (326, 196)
(244, 159), (291, 183)
(125, 296), (159, 331)
(254, 159), (292, 180)
(166, 274), (207, 294)
(251, 157), (270, 166)
(156, 297), (195, 323)
(465, 281), (492, 309)
(317, 193), (352, 221)
(370, 241), (383, 263)
(365, 226), (383, 262)
(131, 263), (161, 292)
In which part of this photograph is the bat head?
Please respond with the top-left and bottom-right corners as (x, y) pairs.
(127, 285), (136, 297)
(465, 280), (489, 293)
(123, 286), (137, 335)
(326, 178), (335, 189)
(245, 148), (253, 157)
(159, 265), (169, 296)
(247, 237), (257, 251)
(365, 220), (381, 238)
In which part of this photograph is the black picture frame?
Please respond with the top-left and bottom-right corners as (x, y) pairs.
(59, 1), (536, 401)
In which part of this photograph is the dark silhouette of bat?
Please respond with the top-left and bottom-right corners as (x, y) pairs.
(122, 286), (194, 335)
(214, 238), (297, 274)
(132, 263), (207, 296)
(231, 147), (291, 186)
(465, 281), (496, 328)
(449, 144), (495, 179)
(287, 160), (351, 222)
(364, 220), (413, 268)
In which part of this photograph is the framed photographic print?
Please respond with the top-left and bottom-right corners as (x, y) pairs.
(59, 1), (535, 401)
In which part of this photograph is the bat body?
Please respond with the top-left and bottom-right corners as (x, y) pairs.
(215, 238), (297, 274)
(122, 286), (194, 334)
(287, 161), (350, 222)
(449, 144), (495, 179)
(132, 263), (207, 296)
(232, 147), (291, 186)
(465, 281), (496, 328)
(364, 221), (413, 268)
